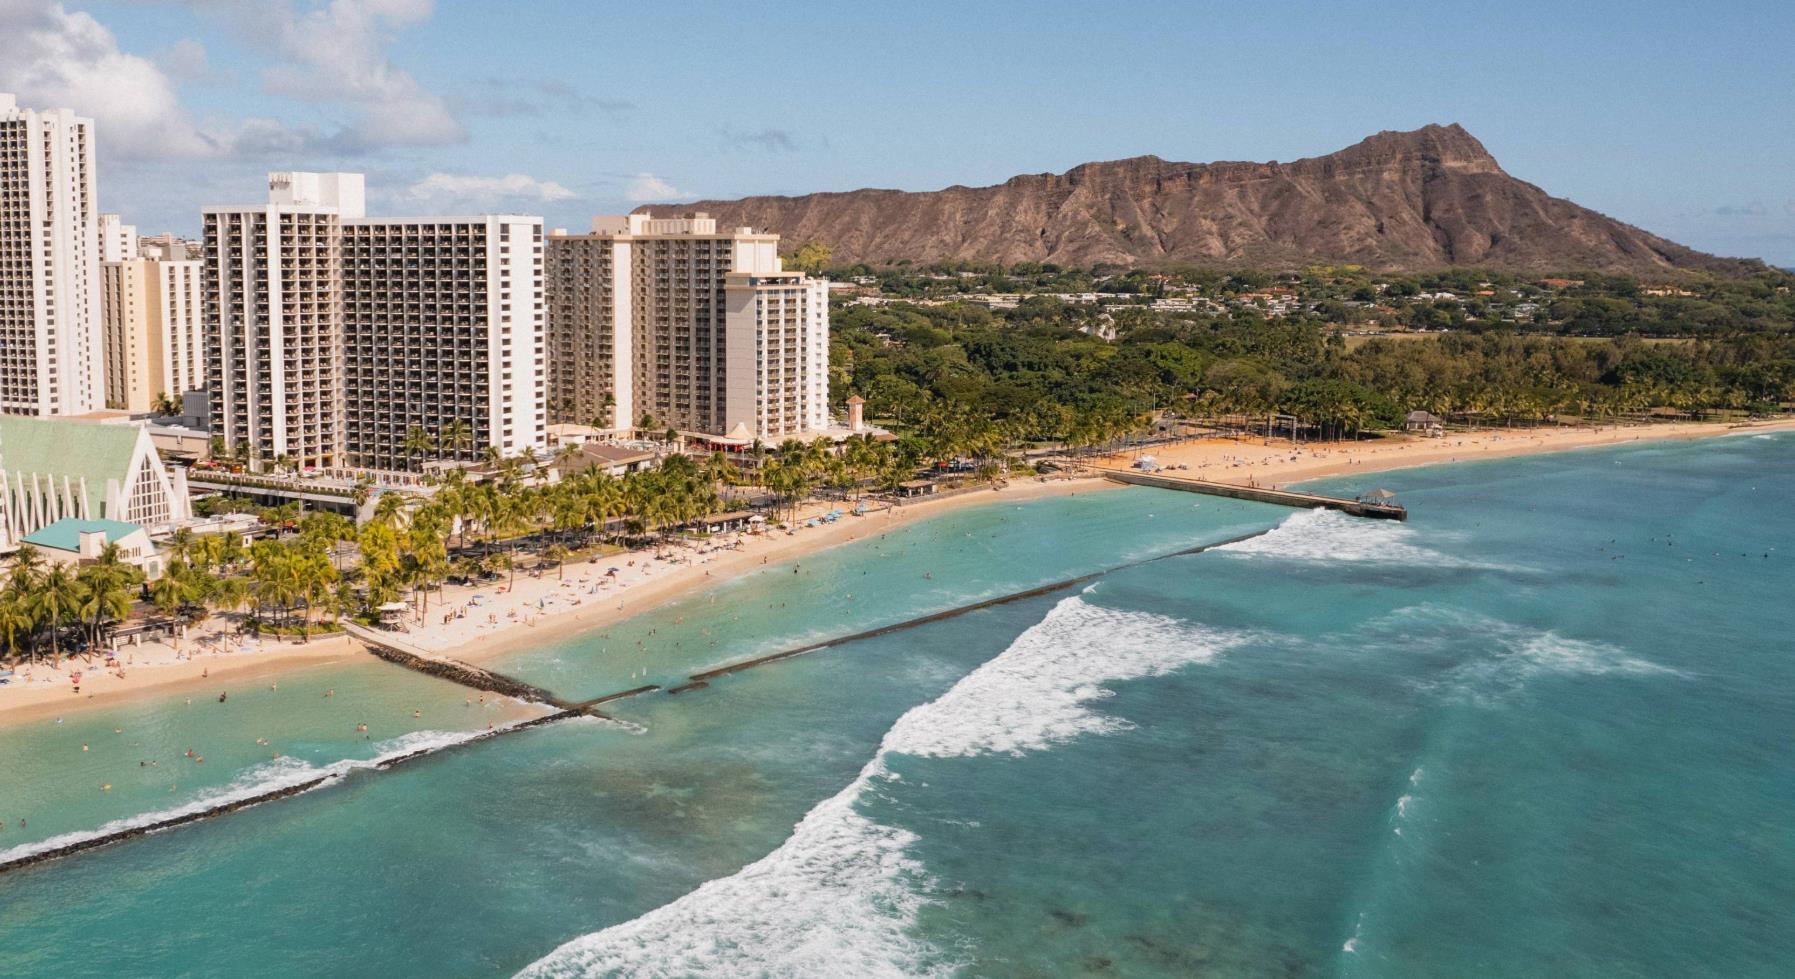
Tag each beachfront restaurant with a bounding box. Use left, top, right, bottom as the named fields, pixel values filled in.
left=896, top=479, right=940, bottom=498
left=692, top=510, right=755, bottom=534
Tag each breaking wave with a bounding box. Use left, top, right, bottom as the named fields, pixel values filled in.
left=1214, top=508, right=1513, bottom=571
left=1373, top=605, right=1687, bottom=704
left=518, top=597, right=1243, bottom=978
left=0, top=724, right=535, bottom=867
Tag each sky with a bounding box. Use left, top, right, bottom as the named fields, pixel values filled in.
left=3, top=0, right=1792, bottom=265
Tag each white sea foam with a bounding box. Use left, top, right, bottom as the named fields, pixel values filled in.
left=0, top=723, right=534, bottom=866
left=1215, top=508, right=1511, bottom=571
left=1439, top=630, right=1685, bottom=705
left=518, top=597, right=1241, bottom=979
left=1379, top=606, right=1688, bottom=705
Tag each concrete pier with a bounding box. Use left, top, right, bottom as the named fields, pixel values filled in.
left=343, top=621, right=574, bottom=708
left=0, top=710, right=582, bottom=876
left=1097, top=467, right=1407, bottom=520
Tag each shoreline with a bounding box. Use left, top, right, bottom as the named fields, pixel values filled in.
left=1095, top=417, right=1795, bottom=489
left=0, top=636, right=362, bottom=726
left=3, top=417, right=1789, bottom=726
left=392, top=475, right=1117, bottom=666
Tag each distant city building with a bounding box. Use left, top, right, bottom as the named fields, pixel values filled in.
left=0, top=94, right=104, bottom=416
left=203, top=172, right=545, bottom=472
left=546, top=212, right=830, bottom=443
left=0, top=414, right=191, bottom=550
left=138, top=232, right=199, bottom=259
left=102, top=245, right=206, bottom=413
left=99, top=212, right=137, bottom=262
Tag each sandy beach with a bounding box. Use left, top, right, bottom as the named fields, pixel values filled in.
left=1092, top=417, right=1795, bottom=489
left=370, top=475, right=1113, bottom=666
left=3, top=417, right=1789, bottom=724
left=0, top=633, right=362, bottom=726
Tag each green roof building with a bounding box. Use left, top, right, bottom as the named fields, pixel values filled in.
left=0, top=416, right=190, bottom=551
left=19, top=517, right=162, bottom=580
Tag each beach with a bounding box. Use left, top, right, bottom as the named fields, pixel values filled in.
left=1093, top=417, right=1795, bottom=487
left=4, top=417, right=1790, bottom=725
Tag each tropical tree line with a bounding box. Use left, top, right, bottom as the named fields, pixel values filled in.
left=0, top=544, right=143, bottom=668
left=836, top=299, right=1795, bottom=442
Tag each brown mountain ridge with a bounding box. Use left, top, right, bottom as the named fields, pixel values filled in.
left=640, top=125, right=1758, bottom=274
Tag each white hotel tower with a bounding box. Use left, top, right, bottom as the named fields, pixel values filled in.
left=203, top=172, right=545, bottom=472
left=0, top=94, right=104, bottom=416
left=546, top=213, right=829, bottom=442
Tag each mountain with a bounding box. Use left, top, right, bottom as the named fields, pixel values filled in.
left=639, top=125, right=1758, bottom=274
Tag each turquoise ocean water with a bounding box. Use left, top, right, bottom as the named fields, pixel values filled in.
left=1, top=434, right=1791, bottom=977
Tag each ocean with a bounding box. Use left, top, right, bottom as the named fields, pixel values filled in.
left=1, top=433, right=1791, bottom=977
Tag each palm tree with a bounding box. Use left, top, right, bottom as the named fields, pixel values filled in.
left=73, top=543, right=142, bottom=657
left=0, top=596, right=31, bottom=666
left=371, top=491, right=409, bottom=529
left=403, top=426, right=438, bottom=465
left=543, top=543, right=571, bottom=581
left=207, top=575, right=249, bottom=620
left=31, top=564, right=81, bottom=668
left=438, top=418, right=474, bottom=460
left=9, top=544, right=44, bottom=592
left=166, top=527, right=198, bottom=567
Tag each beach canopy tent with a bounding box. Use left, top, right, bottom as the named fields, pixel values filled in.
left=1363, top=488, right=1398, bottom=503
left=376, top=601, right=409, bottom=628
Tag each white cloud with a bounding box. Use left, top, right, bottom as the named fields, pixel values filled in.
left=0, top=0, right=450, bottom=160
left=158, top=37, right=213, bottom=84
left=404, top=172, right=576, bottom=207
left=230, top=0, right=465, bottom=148
left=625, top=173, right=687, bottom=203
left=0, top=1, right=215, bottom=158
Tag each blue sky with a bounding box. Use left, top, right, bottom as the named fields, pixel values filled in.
left=5, top=0, right=1792, bottom=264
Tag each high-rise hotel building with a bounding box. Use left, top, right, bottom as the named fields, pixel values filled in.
left=0, top=94, right=104, bottom=416
left=203, top=171, right=355, bottom=469
left=203, top=172, right=544, bottom=472
left=546, top=213, right=829, bottom=442
left=102, top=235, right=206, bottom=413
left=342, top=216, right=544, bottom=471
